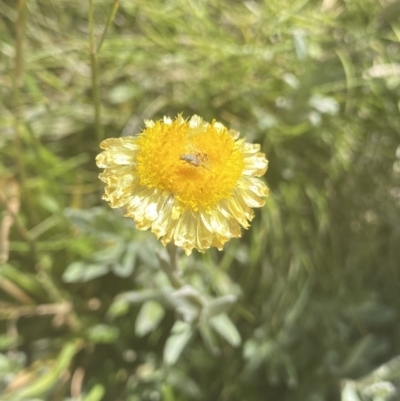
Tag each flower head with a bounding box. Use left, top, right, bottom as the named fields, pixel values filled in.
left=96, top=115, right=268, bottom=255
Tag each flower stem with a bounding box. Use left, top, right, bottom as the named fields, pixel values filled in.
left=160, top=244, right=204, bottom=310
left=161, top=243, right=185, bottom=290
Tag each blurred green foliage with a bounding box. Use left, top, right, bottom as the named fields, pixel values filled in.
left=1, top=0, right=400, bottom=400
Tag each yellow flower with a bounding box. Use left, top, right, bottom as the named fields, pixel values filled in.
left=96, top=115, right=269, bottom=255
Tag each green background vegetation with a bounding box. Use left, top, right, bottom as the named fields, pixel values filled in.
left=1, top=0, right=400, bottom=400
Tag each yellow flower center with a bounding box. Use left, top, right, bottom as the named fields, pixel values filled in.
left=136, top=118, right=244, bottom=211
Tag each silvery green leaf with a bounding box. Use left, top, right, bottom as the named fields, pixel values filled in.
left=112, top=242, right=137, bottom=277
left=209, top=314, right=241, bottom=347
left=92, top=241, right=124, bottom=264
left=135, top=301, right=165, bottom=337
left=203, top=294, right=237, bottom=320
left=199, top=324, right=220, bottom=355
left=62, top=262, right=109, bottom=283
left=163, top=321, right=193, bottom=365
left=137, top=239, right=160, bottom=269
left=118, top=290, right=163, bottom=304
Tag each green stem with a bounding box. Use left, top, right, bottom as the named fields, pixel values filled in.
left=97, top=0, right=120, bottom=53
left=88, top=0, right=103, bottom=142
left=13, top=0, right=37, bottom=226
left=15, top=0, right=26, bottom=87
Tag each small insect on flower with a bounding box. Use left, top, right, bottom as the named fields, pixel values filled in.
left=180, top=152, right=211, bottom=170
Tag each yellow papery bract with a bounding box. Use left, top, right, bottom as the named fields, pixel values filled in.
left=96, top=115, right=269, bottom=255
